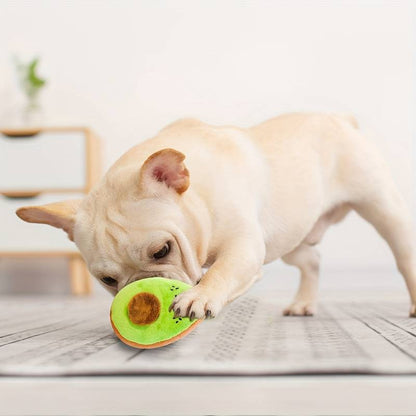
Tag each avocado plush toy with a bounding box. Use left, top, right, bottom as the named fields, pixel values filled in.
left=110, top=277, right=202, bottom=349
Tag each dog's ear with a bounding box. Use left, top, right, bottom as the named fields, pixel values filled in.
left=139, top=148, right=190, bottom=195
left=16, top=199, right=82, bottom=241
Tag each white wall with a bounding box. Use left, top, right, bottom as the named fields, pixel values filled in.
left=0, top=0, right=415, bottom=293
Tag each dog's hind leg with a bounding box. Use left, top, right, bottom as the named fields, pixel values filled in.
left=282, top=243, right=320, bottom=316
left=281, top=204, right=351, bottom=316
left=352, top=178, right=416, bottom=317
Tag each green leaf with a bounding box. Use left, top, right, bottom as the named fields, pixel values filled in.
left=27, top=58, right=46, bottom=88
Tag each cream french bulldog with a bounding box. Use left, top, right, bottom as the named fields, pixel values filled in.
left=16, top=113, right=416, bottom=319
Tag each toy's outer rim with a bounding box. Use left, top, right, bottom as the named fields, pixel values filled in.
left=110, top=311, right=202, bottom=349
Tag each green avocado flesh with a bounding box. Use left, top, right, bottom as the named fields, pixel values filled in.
left=110, top=277, right=199, bottom=348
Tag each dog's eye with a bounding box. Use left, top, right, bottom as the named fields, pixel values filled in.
left=101, top=276, right=117, bottom=286
left=153, top=243, right=170, bottom=260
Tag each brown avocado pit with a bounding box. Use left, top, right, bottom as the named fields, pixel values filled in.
left=128, top=292, right=161, bottom=325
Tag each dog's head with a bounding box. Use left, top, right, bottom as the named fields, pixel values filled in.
left=16, top=149, right=204, bottom=295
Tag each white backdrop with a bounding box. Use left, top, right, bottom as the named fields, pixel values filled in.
left=0, top=0, right=415, bottom=294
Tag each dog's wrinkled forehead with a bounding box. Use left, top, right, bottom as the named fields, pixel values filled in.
left=74, top=195, right=182, bottom=263
left=80, top=194, right=180, bottom=229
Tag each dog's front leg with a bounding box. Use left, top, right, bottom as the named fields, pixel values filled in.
left=170, top=236, right=265, bottom=320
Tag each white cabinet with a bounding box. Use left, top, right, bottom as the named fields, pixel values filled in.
left=0, top=127, right=101, bottom=295
left=0, top=131, right=86, bottom=192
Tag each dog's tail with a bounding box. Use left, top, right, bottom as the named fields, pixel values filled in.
left=335, top=113, right=359, bottom=129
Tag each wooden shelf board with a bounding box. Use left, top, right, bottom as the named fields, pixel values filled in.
left=0, top=126, right=90, bottom=135
left=0, top=251, right=80, bottom=258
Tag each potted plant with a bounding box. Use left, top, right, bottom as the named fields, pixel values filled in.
left=13, top=56, right=47, bottom=127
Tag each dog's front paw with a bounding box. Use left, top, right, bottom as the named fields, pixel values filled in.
left=410, top=304, right=416, bottom=318
left=169, top=286, right=224, bottom=320
left=283, top=301, right=317, bottom=316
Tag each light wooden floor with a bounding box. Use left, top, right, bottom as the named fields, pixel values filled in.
left=1, top=270, right=416, bottom=415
